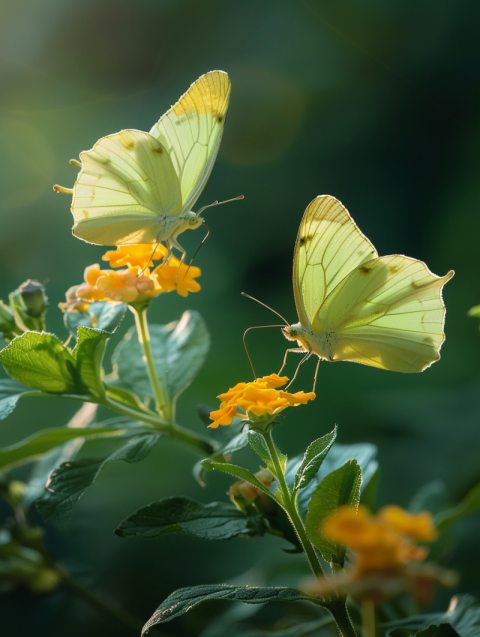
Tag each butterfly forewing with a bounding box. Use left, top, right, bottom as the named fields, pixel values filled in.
left=293, top=196, right=377, bottom=327
left=72, top=129, right=182, bottom=245
left=314, top=255, right=454, bottom=372
left=149, top=70, right=231, bottom=212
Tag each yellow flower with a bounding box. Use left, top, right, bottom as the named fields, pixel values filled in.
left=60, top=245, right=201, bottom=311
left=152, top=257, right=201, bottom=297
left=102, top=244, right=168, bottom=270
left=323, top=504, right=436, bottom=577
left=209, top=374, right=315, bottom=428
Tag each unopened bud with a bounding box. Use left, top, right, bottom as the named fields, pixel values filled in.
left=18, top=280, right=48, bottom=318
left=0, top=301, right=15, bottom=337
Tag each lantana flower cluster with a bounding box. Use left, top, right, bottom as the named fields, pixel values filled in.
left=60, top=244, right=201, bottom=311
left=209, top=374, right=316, bottom=428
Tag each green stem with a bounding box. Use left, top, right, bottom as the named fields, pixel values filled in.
left=102, top=395, right=215, bottom=456
left=133, top=306, right=172, bottom=421
left=262, top=429, right=357, bottom=637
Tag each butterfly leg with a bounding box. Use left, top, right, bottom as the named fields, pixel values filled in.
left=169, top=238, right=187, bottom=284
left=278, top=348, right=305, bottom=375
left=312, top=357, right=320, bottom=393
left=285, top=351, right=312, bottom=389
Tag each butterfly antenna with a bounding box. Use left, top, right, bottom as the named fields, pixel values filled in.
left=185, top=223, right=210, bottom=276
left=241, top=292, right=289, bottom=326
left=243, top=325, right=286, bottom=379
left=137, top=242, right=161, bottom=277
left=194, top=195, right=244, bottom=218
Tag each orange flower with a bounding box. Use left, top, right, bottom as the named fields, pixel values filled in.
left=103, top=244, right=168, bottom=269
left=209, top=374, right=315, bottom=428
left=323, top=505, right=436, bottom=577
left=60, top=245, right=201, bottom=311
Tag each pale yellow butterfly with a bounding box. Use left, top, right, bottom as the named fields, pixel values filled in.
left=280, top=195, right=454, bottom=382
left=54, top=70, right=240, bottom=258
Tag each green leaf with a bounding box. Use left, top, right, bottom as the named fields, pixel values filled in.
left=0, top=426, right=125, bottom=471
left=0, top=332, right=78, bottom=394
left=115, top=496, right=265, bottom=540
left=435, top=483, right=480, bottom=531
left=201, top=459, right=277, bottom=501
left=0, top=378, right=37, bottom=420
left=194, top=430, right=249, bottom=488
left=415, top=625, right=460, bottom=637
left=37, top=433, right=160, bottom=523
left=293, top=427, right=337, bottom=492
left=72, top=327, right=111, bottom=399
left=105, top=383, right=157, bottom=416
left=409, top=481, right=448, bottom=515
left=361, top=466, right=380, bottom=511
left=64, top=301, right=127, bottom=335
left=112, top=310, right=210, bottom=404
left=142, top=585, right=319, bottom=634
left=305, top=459, right=362, bottom=566
left=468, top=305, right=480, bottom=318
left=383, top=595, right=480, bottom=637
left=248, top=432, right=287, bottom=475
left=286, top=442, right=377, bottom=519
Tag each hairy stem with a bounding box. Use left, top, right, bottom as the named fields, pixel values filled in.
left=133, top=307, right=172, bottom=421
left=262, top=429, right=357, bottom=637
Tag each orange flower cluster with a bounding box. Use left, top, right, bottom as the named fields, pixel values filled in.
left=323, top=505, right=437, bottom=577
left=209, top=374, right=315, bottom=428
left=60, top=244, right=201, bottom=310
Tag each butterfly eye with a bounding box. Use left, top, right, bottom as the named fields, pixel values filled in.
left=290, top=329, right=297, bottom=337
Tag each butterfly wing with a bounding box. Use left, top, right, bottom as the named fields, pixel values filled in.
left=314, top=255, right=454, bottom=372
left=149, top=70, right=231, bottom=212
left=72, top=129, right=182, bottom=246
left=293, top=195, right=378, bottom=327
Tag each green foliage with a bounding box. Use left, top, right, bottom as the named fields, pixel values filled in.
left=201, top=458, right=276, bottom=500
left=305, top=459, right=362, bottom=566
left=0, top=332, right=78, bottom=394
left=286, top=442, right=377, bottom=518
left=383, top=595, right=480, bottom=637
left=435, top=483, right=480, bottom=531
left=0, top=426, right=125, bottom=471
left=293, top=426, right=337, bottom=492
left=142, top=584, right=319, bottom=634
left=115, top=496, right=265, bottom=540
left=415, top=625, right=460, bottom=637
left=112, top=310, right=209, bottom=407
left=0, top=378, right=36, bottom=420
left=37, top=433, right=160, bottom=523
left=9, top=281, right=48, bottom=333
left=248, top=431, right=287, bottom=475
left=222, top=617, right=334, bottom=637
left=64, top=301, right=127, bottom=335
left=72, top=327, right=110, bottom=399
left=468, top=305, right=480, bottom=319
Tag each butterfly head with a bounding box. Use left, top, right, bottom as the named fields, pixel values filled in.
left=185, top=211, right=204, bottom=229
left=282, top=322, right=304, bottom=342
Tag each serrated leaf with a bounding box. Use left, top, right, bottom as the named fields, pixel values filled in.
left=286, top=443, right=377, bottom=519
left=72, top=327, right=110, bottom=399
left=435, top=483, right=480, bottom=532
left=305, top=459, right=362, bottom=566
left=0, top=426, right=125, bottom=471
left=142, top=584, right=319, bottom=634
left=383, top=595, right=480, bottom=637
left=0, top=378, right=37, bottom=420
left=112, top=310, right=209, bottom=406
left=248, top=432, right=287, bottom=475
left=293, top=427, right=337, bottom=492
left=115, top=496, right=265, bottom=540
left=201, top=459, right=277, bottom=502
left=0, top=332, right=78, bottom=394
left=37, top=433, right=160, bottom=523
left=64, top=301, right=127, bottom=335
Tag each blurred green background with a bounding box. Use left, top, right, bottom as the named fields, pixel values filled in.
left=1, top=0, right=479, bottom=635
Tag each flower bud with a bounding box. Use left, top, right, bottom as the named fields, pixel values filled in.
left=18, top=280, right=49, bottom=318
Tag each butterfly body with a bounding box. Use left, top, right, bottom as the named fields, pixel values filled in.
left=56, top=71, right=231, bottom=251
left=287, top=195, right=454, bottom=375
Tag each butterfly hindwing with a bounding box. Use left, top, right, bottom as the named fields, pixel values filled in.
left=149, top=70, right=231, bottom=212
left=293, top=195, right=377, bottom=327
left=314, top=255, right=454, bottom=372
left=72, top=129, right=182, bottom=245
